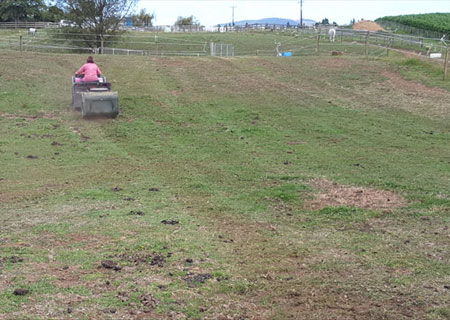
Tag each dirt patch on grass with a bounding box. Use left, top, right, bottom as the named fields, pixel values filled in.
left=376, top=71, right=450, bottom=118
left=304, top=179, right=407, bottom=210
left=381, top=71, right=449, bottom=98
left=353, top=20, right=385, bottom=32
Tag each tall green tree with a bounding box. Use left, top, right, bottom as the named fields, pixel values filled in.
left=0, top=0, right=46, bottom=22
left=42, top=5, right=65, bottom=22
left=131, top=8, right=153, bottom=27
left=174, top=15, right=198, bottom=26
left=321, top=18, right=329, bottom=25
left=56, top=0, right=137, bottom=52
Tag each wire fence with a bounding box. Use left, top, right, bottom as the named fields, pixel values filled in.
left=376, top=20, right=445, bottom=40
left=242, top=28, right=448, bottom=61
left=0, top=30, right=234, bottom=56
left=0, top=21, right=59, bottom=29
left=0, top=28, right=448, bottom=70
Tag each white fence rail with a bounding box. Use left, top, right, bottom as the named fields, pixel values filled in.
left=0, top=21, right=58, bottom=29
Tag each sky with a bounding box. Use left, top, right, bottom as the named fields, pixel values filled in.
left=137, top=0, right=450, bottom=27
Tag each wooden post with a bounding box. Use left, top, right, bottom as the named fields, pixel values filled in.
left=316, top=30, right=320, bottom=53
left=100, top=36, right=104, bottom=55
left=365, top=31, right=369, bottom=58
left=19, top=35, right=22, bottom=53
left=444, top=44, right=449, bottom=81
left=386, top=38, right=391, bottom=56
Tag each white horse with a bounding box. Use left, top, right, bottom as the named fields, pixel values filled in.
left=28, top=28, right=37, bottom=37
left=328, top=28, right=336, bottom=42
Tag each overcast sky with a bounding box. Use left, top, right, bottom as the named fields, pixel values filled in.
left=137, top=0, right=450, bottom=26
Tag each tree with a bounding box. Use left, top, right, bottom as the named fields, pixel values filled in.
left=56, top=0, right=137, bottom=52
left=174, top=15, right=197, bottom=26
left=321, top=18, right=329, bottom=25
left=42, top=5, right=65, bottom=22
left=131, top=8, right=153, bottom=27
left=0, top=0, right=46, bottom=22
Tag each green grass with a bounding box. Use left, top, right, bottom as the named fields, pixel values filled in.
left=0, top=42, right=449, bottom=319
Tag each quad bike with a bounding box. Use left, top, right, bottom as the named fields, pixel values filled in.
left=71, top=75, right=119, bottom=118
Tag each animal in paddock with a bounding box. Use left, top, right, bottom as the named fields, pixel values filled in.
left=28, top=28, right=37, bottom=36
left=328, top=28, right=336, bottom=42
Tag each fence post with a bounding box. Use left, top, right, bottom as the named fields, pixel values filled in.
left=444, top=44, right=449, bottom=81
left=19, top=35, right=22, bottom=53
left=316, top=30, right=320, bottom=53
left=100, top=36, right=104, bottom=55
left=210, top=41, right=214, bottom=56
left=365, top=31, right=369, bottom=58
left=387, top=37, right=392, bottom=56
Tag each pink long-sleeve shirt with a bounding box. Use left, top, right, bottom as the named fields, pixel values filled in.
left=76, top=63, right=102, bottom=82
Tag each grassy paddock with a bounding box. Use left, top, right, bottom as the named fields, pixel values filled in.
left=2, top=28, right=441, bottom=58
left=0, top=45, right=449, bottom=319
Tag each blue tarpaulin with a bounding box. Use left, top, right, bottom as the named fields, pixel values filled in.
left=282, top=52, right=292, bottom=57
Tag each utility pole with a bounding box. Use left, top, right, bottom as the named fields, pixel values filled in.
left=299, top=0, right=303, bottom=28
left=231, top=6, right=237, bottom=26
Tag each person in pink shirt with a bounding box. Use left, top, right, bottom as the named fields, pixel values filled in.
left=75, top=56, right=102, bottom=82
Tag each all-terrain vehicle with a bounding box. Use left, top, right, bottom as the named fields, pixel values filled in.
left=71, top=75, right=119, bottom=118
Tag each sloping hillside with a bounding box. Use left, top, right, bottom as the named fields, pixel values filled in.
left=0, top=50, right=449, bottom=319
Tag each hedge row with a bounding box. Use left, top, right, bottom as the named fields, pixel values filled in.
left=377, top=13, right=450, bottom=35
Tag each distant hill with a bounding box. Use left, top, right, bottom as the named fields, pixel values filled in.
left=220, top=17, right=316, bottom=27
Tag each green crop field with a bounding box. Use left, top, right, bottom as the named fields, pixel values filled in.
left=377, top=13, right=450, bottom=35
left=0, top=39, right=450, bottom=319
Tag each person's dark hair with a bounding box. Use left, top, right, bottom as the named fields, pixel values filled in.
left=86, top=56, right=94, bottom=63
